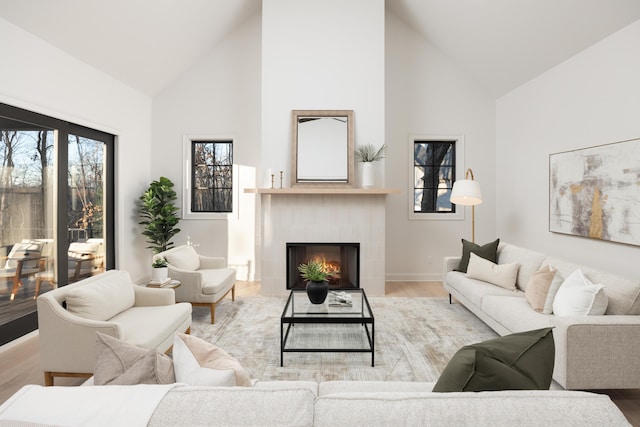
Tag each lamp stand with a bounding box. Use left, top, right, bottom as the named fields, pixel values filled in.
left=471, top=204, right=475, bottom=243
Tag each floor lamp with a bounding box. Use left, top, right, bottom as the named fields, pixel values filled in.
left=450, top=168, right=483, bottom=243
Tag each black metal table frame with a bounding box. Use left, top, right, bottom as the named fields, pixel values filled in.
left=280, top=289, right=375, bottom=367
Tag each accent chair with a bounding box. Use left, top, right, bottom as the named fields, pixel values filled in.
left=154, top=245, right=236, bottom=324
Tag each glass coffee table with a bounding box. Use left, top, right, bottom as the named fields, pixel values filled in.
left=280, top=289, right=375, bottom=367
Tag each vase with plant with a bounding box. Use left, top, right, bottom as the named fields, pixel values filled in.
left=298, top=259, right=329, bottom=304
left=355, top=143, right=386, bottom=188
left=151, top=258, right=169, bottom=283
left=139, top=177, right=181, bottom=254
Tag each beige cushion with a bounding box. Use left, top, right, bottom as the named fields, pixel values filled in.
left=66, top=275, right=135, bottom=321
left=497, top=243, right=546, bottom=291
left=165, top=246, right=200, bottom=271
left=173, top=333, right=236, bottom=386
left=543, top=256, right=640, bottom=315
left=202, top=268, right=236, bottom=295
left=552, top=269, right=608, bottom=316
left=542, top=269, right=564, bottom=314
left=110, top=304, right=192, bottom=349
left=173, top=333, right=251, bottom=387
left=466, top=253, right=520, bottom=291
left=93, top=332, right=175, bottom=385
left=524, top=265, right=556, bottom=312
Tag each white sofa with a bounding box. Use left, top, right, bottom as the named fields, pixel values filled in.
left=444, top=242, right=640, bottom=390
left=153, top=245, right=236, bottom=324
left=0, top=381, right=630, bottom=426
left=36, top=270, right=192, bottom=385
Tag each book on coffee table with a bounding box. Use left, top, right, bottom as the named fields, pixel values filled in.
left=328, top=291, right=353, bottom=307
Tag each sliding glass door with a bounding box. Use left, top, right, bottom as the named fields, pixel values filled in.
left=0, top=103, right=114, bottom=345
left=67, top=132, right=107, bottom=284
left=0, top=117, right=56, bottom=344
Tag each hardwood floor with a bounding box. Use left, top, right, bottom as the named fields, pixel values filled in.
left=1, top=281, right=638, bottom=426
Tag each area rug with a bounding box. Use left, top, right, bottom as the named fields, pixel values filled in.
left=190, top=296, right=498, bottom=383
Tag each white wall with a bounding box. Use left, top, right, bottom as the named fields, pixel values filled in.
left=385, top=12, right=497, bottom=281
left=259, top=0, right=386, bottom=282
left=496, top=19, right=640, bottom=279
left=0, top=17, right=152, bottom=282
left=152, top=13, right=261, bottom=278
left=261, top=0, right=386, bottom=183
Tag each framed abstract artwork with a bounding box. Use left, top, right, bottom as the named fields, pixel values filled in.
left=549, top=138, right=640, bottom=246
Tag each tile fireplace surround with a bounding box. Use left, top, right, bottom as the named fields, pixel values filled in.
left=246, top=188, right=399, bottom=296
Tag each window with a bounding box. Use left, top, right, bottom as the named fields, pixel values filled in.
left=0, top=103, right=114, bottom=346
left=183, top=135, right=236, bottom=219
left=409, top=135, right=465, bottom=220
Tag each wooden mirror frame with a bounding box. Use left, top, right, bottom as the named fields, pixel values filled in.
left=291, top=110, right=354, bottom=187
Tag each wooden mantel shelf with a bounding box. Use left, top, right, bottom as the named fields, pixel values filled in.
left=244, top=188, right=401, bottom=195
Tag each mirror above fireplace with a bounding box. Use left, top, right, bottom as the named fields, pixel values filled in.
left=291, top=110, right=354, bottom=187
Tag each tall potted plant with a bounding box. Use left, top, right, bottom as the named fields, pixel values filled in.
left=139, top=177, right=181, bottom=254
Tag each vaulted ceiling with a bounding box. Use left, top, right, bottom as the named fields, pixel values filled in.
left=2, top=0, right=640, bottom=97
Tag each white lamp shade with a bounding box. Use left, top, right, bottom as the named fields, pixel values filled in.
left=450, top=179, right=482, bottom=206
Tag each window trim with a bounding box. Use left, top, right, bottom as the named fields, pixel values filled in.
left=182, top=134, right=237, bottom=220
left=408, top=134, right=466, bottom=221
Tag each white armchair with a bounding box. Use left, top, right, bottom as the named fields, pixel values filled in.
left=154, top=245, right=236, bottom=324
left=36, top=270, right=192, bottom=385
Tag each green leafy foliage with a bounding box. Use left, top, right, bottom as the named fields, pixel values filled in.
left=355, top=143, right=387, bottom=162
left=152, top=258, right=168, bottom=268
left=139, top=177, right=181, bottom=254
left=298, top=259, right=328, bottom=282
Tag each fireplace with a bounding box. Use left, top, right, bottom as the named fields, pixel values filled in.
left=286, top=242, right=360, bottom=290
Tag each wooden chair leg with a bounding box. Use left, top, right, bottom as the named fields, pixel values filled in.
left=10, top=278, right=21, bottom=301
left=34, top=277, right=42, bottom=300
left=11, top=261, right=26, bottom=301
left=231, top=284, right=236, bottom=301
left=34, top=277, right=57, bottom=299
left=210, top=302, right=216, bottom=324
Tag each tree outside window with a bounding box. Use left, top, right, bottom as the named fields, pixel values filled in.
left=191, top=140, right=232, bottom=213
left=413, top=140, right=456, bottom=214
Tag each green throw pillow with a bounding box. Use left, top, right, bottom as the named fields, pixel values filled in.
left=454, top=238, right=500, bottom=273
left=433, top=327, right=555, bottom=392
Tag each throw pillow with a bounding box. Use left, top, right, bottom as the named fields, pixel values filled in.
left=94, top=332, right=175, bottom=385
left=164, top=245, right=200, bottom=271
left=542, top=270, right=564, bottom=315
left=65, top=278, right=135, bottom=321
left=454, top=238, right=500, bottom=273
left=173, top=333, right=252, bottom=387
left=433, top=327, right=555, bottom=392
left=465, top=253, right=519, bottom=291
left=552, top=269, right=608, bottom=316
left=524, top=265, right=557, bottom=312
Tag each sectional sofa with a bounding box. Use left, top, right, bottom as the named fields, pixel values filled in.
left=444, top=242, right=640, bottom=390
left=0, top=381, right=630, bottom=426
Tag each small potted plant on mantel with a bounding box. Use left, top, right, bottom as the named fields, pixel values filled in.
left=355, top=143, right=386, bottom=188
left=151, top=258, right=169, bottom=284
left=298, top=259, right=329, bottom=304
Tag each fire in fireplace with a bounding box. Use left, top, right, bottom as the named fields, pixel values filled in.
left=286, top=242, right=360, bottom=290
